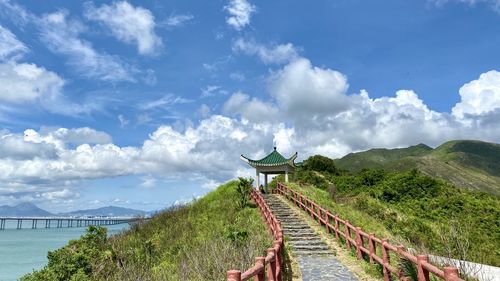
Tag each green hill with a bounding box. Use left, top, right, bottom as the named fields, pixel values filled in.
left=273, top=154, right=500, bottom=266
left=335, top=140, right=500, bottom=196
left=22, top=181, right=272, bottom=281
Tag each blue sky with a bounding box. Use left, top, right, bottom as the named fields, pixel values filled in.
left=1, top=0, right=500, bottom=212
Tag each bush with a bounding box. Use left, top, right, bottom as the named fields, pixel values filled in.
left=236, top=177, right=254, bottom=208
left=302, top=155, right=340, bottom=175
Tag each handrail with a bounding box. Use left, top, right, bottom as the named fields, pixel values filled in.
left=227, top=189, right=284, bottom=281
left=275, top=182, right=464, bottom=281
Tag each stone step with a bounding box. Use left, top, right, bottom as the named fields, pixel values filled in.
left=282, top=224, right=310, bottom=229
left=291, top=244, right=330, bottom=251
left=293, top=250, right=333, bottom=255
left=289, top=239, right=327, bottom=246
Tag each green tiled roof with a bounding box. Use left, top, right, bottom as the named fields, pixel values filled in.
left=241, top=147, right=297, bottom=167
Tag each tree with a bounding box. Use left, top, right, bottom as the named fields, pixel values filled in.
left=236, top=177, right=254, bottom=208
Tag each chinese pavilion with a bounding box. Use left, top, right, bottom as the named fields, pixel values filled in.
left=240, top=147, right=297, bottom=191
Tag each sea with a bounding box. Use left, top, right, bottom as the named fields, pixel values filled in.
left=0, top=220, right=129, bottom=281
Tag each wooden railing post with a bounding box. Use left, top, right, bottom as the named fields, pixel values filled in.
left=316, top=206, right=322, bottom=224
left=267, top=248, right=277, bottom=281
left=355, top=227, right=363, bottom=260
left=227, top=270, right=242, bottom=281
left=381, top=239, right=391, bottom=281
left=255, top=257, right=265, bottom=281
left=274, top=241, right=282, bottom=281
left=345, top=220, right=351, bottom=250
left=417, top=255, right=430, bottom=281
left=444, top=267, right=459, bottom=281
left=334, top=215, right=340, bottom=240
left=368, top=233, right=375, bottom=264
left=325, top=211, right=331, bottom=233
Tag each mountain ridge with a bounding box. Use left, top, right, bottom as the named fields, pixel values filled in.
left=335, top=139, right=500, bottom=195
left=0, top=203, right=146, bottom=217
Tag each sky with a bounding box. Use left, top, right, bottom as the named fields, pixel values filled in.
left=0, top=0, right=500, bottom=212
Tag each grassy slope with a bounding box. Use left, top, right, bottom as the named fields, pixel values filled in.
left=335, top=140, right=500, bottom=196
left=276, top=171, right=500, bottom=267
left=22, top=181, right=272, bottom=281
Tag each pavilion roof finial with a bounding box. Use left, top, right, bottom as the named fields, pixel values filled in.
left=274, top=146, right=276, bottom=151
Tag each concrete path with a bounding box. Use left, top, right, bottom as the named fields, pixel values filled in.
left=264, top=194, right=359, bottom=281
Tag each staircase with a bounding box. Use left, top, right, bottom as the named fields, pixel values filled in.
left=263, top=193, right=359, bottom=281
left=264, top=194, right=330, bottom=255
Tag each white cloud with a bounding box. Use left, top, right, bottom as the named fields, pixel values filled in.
left=452, top=70, right=500, bottom=118
left=140, top=94, right=193, bottom=111
left=233, top=38, right=299, bottom=64
left=162, top=13, right=194, bottom=27
left=224, top=0, right=256, bottom=30
left=201, top=85, right=223, bottom=98
left=223, top=91, right=279, bottom=122
left=198, top=104, right=212, bottom=118
left=201, top=179, right=221, bottom=190
left=39, top=11, right=134, bottom=82
left=0, top=24, right=28, bottom=61
left=230, top=72, right=245, bottom=81
left=0, top=62, right=64, bottom=103
left=42, top=189, right=75, bottom=200
left=140, top=176, right=157, bottom=188
left=430, top=0, right=500, bottom=12
left=85, top=1, right=163, bottom=55
left=269, top=58, right=349, bottom=116
left=118, top=114, right=129, bottom=127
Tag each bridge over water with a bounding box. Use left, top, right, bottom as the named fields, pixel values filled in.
left=0, top=217, right=142, bottom=230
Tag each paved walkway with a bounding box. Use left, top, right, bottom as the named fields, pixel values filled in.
left=264, top=194, right=359, bottom=281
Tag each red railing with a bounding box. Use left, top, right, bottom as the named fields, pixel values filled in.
left=227, top=189, right=284, bottom=281
left=275, top=182, right=464, bottom=281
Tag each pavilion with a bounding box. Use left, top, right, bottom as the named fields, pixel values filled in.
left=240, top=147, right=298, bottom=191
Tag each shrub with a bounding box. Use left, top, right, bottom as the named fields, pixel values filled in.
left=236, top=177, right=254, bottom=208
left=302, top=155, right=340, bottom=175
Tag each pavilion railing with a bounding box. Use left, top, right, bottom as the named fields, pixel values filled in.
left=227, top=188, right=284, bottom=281
left=274, top=182, right=464, bottom=281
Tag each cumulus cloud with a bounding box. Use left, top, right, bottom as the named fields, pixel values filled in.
left=0, top=24, right=28, bottom=61
left=232, top=38, right=299, bottom=64
left=224, top=0, right=256, bottom=30
left=452, top=70, right=500, bottom=118
left=0, top=62, right=64, bottom=103
left=223, top=91, right=279, bottom=122
left=39, top=11, right=134, bottom=82
left=269, top=58, right=349, bottom=116
left=85, top=1, right=163, bottom=55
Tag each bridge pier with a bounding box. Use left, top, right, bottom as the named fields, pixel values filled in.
left=32, top=219, right=38, bottom=229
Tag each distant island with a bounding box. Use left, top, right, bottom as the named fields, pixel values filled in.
left=0, top=203, right=146, bottom=217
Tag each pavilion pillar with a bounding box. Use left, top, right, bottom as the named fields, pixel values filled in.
left=264, top=174, right=268, bottom=192
left=285, top=167, right=289, bottom=182
left=256, top=170, right=260, bottom=188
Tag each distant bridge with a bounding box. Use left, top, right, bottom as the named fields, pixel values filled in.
left=0, top=217, right=145, bottom=230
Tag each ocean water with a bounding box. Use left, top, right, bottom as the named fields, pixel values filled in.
left=0, top=220, right=129, bottom=281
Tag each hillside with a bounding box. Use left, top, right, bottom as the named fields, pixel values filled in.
left=272, top=155, right=500, bottom=266
left=60, top=206, right=146, bottom=217
left=22, top=180, right=272, bottom=281
left=0, top=203, right=54, bottom=217
left=335, top=140, right=500, bottom=195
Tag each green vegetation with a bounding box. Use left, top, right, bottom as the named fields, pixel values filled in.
left=22, top=180, right=272, bottom=281
left=273, top=155, right=500, bottom=267
left=334, top=140, right=500, bottom=195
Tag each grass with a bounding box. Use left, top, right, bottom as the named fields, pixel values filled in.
left=22, top=180, right=273, bottom=281
left=334, top=140, right=500, bottom=196
left=271, top=165, right=500, bottom=268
